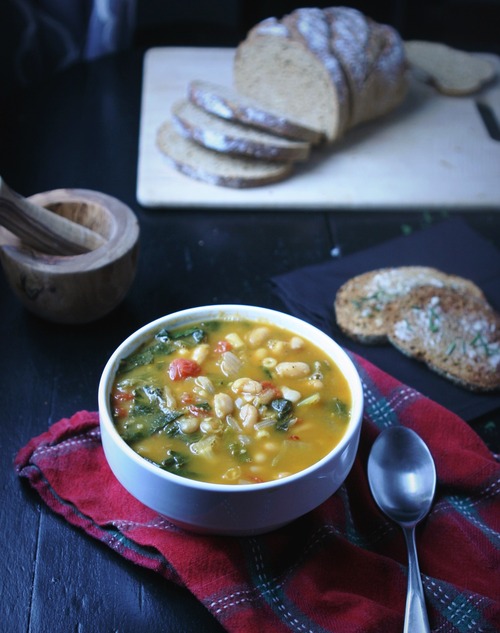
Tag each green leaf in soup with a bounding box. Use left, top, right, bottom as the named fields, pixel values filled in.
left=155, top=327, right=206, bottom=346
left=329, top=397, right=349, bottom=419
left=271, top=398, right=294, bottom=431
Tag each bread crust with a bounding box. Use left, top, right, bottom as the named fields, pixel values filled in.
left=387, top=285, right=500, bottom=392
left=334, top=266, right=486, bottom=344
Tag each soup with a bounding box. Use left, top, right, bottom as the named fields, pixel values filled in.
left=111, top=318, right=352, bottom=484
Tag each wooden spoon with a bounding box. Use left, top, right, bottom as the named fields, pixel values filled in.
left=0, top=177, right=106, bottom=255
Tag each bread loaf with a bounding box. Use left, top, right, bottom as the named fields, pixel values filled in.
left=387, top=285, right=500, bottom=392
left=234, top=6, right=408, bottom=142
left=156, top=122, right=292, bottom=188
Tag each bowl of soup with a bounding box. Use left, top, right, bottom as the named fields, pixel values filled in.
left=98, top=305, right=363, bottom=535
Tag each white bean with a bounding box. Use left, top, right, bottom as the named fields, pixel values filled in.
left=192, top=343, right=210, bottom=364
left=275, top=361, right=310, bottom=378
left=214, top=392, right=234, bottom=418
left=239, top=403, right=259, bottom=428
left=178, top=417, right=200, bottom=434
left=200, top=418, right=224, bottom=434
left=290, top=336, right=304, bottom=350
left=247, top=326, right=271, bottom=347
left=231, top=377, right=262, bottom=396
left=281, top=386, right=301, bottom=403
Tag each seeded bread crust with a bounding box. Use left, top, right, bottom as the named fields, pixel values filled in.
left=156, top=122, right=293, bottom=188
left=172, top=100, right=311, bottom=162
left=387, top=285, right=500, bottom=392
left=188, top=80, right=324, bottom=144
left=334, top=266, right=486, bottom=344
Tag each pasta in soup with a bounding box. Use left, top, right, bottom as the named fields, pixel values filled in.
left=111, top=318, right=352, bottom=485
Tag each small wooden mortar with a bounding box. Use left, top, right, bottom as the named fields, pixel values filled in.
left=0, top=188, right=140, bottom=324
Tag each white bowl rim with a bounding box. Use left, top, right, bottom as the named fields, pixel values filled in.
left=98, top=304, right=364, bottom=494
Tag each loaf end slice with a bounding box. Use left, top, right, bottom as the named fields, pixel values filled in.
left=156, top=122, right=292, bottom=188
left=405, top=40, right=496, bottom=95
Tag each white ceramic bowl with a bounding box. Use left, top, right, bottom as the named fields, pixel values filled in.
left=98, top=305, right=364, bottom=535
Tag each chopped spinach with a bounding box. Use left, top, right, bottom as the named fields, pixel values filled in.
left=122, top=385, right=184, bottom=442
left=227, top=440, right=251, bottom=463
left=329, top=397, right=349, bottom=419
left=117, top=340, right=174, bottom=374
left=159, top=450, right=189, bottom=473
left=271, top=398, right=294, bottom=431
left=155, top=327, right=206, bottom=346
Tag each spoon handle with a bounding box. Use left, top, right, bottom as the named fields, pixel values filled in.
left=0, top=177, right=105, bottom=255
left=402, top=526, right=431, bottom=633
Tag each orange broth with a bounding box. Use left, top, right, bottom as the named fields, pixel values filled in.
left=111, top=318, right=352, bottom=484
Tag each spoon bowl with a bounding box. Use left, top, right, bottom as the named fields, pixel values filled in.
left=368, top=426, right=436, bottom=633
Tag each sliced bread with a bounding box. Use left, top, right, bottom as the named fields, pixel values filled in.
left=234, top=7, right=407, bottom=142
left=188, top=79, right=324, bottom=144
left=334, top=266, right=485, bottom=344
left=387, top=285, right=500, bottom=392
left=156, top=122, right=292, bottom=188
left=283, top=7, right=408, bottom=128
left=405, top=40, right=496, bottom=96
left=171, top=100, right=311, bottom=162
left=234, top=13, right=350, bottom=143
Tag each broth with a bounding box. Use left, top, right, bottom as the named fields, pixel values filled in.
left=111, top=318, right=352, bottom=484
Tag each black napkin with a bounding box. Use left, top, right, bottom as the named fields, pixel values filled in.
left=272, top=218, right=500, bottom=421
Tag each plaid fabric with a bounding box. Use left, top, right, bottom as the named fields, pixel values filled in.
left=15, top=353, right=500, bottom=633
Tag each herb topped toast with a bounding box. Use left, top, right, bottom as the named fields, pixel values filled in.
left=334, top=266, right=486, bottom=344
left=387, top=285, right=500, bottom=392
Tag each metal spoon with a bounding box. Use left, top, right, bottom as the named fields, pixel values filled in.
left=368, top=426, right=436, bottom=633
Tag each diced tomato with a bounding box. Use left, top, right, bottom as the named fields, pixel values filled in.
left=288, top=435, right=301, bottom=441
left=188, top=404, right=210, bottom=417
left=214, top=340, right=232, bottom=353
left=180, top=392, right=194, bottom=404
left=261, top=381, right=282, bottom=398
left=168, top=358, right=202, bottom=381
left=113, top=390, right=134, bottom=402
left=112, top=390, right=134, bottom=418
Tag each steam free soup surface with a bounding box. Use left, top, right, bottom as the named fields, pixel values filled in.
left=111, top=318, right=352, bottom=484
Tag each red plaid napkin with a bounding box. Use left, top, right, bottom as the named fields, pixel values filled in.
left=15, top=353, right=500, bottom=633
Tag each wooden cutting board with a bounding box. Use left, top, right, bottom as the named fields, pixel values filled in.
left=137, top=47, right=500, bottom=210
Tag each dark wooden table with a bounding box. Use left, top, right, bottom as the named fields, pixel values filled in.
left=1, top=49, right=499, bottom=633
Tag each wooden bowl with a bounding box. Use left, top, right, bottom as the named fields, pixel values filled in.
left=0, top=189, right=140, bottom=324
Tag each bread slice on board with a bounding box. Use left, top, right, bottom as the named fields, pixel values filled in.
left=156, top=122, right=292, bottom=188
left=387, top=285, right=500, bottom=392
left=405, top=40, right=496, bottom=95
left=334, top=266, right=486, bottom=344
left=188, top=80, right=324, bottom=144
left=171, top=100, right=311, bottom=162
